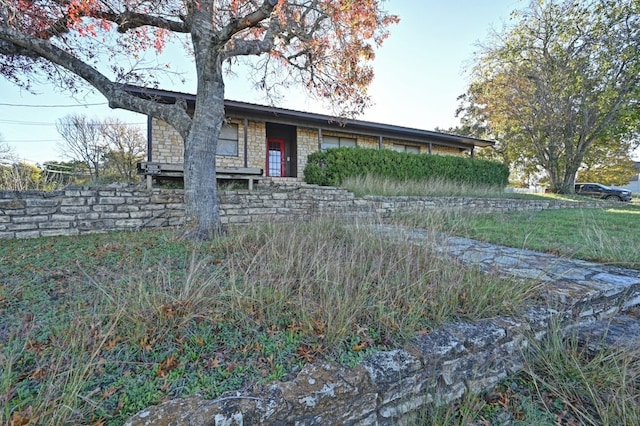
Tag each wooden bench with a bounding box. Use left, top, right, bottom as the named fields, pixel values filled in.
left=137, top=162, right=263, bottom=190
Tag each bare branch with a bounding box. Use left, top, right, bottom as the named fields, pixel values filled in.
left=95, top=10, right=189, bottom=33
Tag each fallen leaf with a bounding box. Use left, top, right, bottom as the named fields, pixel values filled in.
left=157, top=355, right=179, bottom=377
left=352, top=341, right=368, bottom=351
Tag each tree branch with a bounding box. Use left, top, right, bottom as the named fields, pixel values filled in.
left=0, top=25, right=192, bottom=136
left=219, top=0, right=278, bottom=43
left=94, top=10, right=189, bottom=33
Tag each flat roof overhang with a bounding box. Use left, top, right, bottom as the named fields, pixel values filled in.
left=124, top=85, right=495, bottom=150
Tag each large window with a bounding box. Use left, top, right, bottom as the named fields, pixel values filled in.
left=321, top=135, right=357, bottom=150
left=217, top=123, right=238, bottom=156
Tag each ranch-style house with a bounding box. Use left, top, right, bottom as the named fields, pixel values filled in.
left=127, top=86, right=495, bottom=187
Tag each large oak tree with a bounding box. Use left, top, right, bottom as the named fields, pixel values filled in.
left=0, top=0, right=397, bottom=238
left=459, top=0, right=640, bottom=192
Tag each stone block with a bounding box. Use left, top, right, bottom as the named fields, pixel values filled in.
left=12, top=215, right=48, bottom=224
left=126, top=197, right=151, bottom=204
left=129, top=211, right=154, bottom=219
left=0, top=199, right=25, bottom=209
left=15, top=230, right=41, bottom=239
left=60, top=206, right=91, bottom=214
left=115, top=219, right=144, bottom=228
left=24, top=198, right=59, bottom=207
left=228, top=215, right=250, bottom=223
left=77, top=212, right=100, bottom=220
left=92, top=204, right=115, bottom=212
left=101, top=213, right=130, bottom=219
left=61, top=197, right=89, bottom=206
left=50, top=214, right=76, bottom=222
left=26, top=207, right=57, bottom=215
left=38, top=222, right=70, bottom=229
left=41, top=229, right=79, bottom=238
left=99, top=197, right=126, bottom=205
left=116, top=205, right=140, bottom=213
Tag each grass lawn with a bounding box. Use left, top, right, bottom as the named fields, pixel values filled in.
left=0, top=219, right=534, bottom=425
left=433, top=203, right=640, bottom=269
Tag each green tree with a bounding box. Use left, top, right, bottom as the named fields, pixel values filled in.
left=0, top=162, right=44, bottom=190
left=0, top=0, right=398, bottom=239
left=459, top=0, right=640, bottom=193
left=577, top=135, right=639, bottom=186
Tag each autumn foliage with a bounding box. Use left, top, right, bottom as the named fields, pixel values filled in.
left=1, top=0, right=398, bottom=113
left=1, top=0, right=398, bottom=238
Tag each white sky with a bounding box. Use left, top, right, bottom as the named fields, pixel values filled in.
left=0, top=0, right=527, bottom=165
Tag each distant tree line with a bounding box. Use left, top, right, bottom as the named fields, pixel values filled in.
left=0, top=115, right=146, bottom=191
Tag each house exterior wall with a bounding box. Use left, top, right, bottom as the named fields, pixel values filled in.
left=151, top=118, right=468, bottom=179
left=297, top=128, right=320, bottom=176
left=151, top=119, right=183, bottom=164
left=152, top=118, right=266, bottom=169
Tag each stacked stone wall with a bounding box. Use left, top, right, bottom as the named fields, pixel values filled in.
left=0, top=185, right=611, bottom=240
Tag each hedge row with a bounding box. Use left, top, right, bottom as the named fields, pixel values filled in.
left=303, top=147, right=509, bottom=187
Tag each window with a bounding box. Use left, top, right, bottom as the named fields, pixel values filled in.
left=392, top=143, right=420, bottom=153
left=217, top=123, right=238, bottom=156
left=321, top=136, right=357, bottom=150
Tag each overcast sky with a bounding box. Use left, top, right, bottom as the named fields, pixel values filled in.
left=1, top=0, right=525, bottom=164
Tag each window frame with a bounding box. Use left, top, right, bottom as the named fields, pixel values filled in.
left=321, top=135, right=357, bottom=151
left=217, top=122, right=239, bottom=157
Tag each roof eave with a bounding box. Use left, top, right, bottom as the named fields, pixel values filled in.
left=124, top=85, right=496, bottom=149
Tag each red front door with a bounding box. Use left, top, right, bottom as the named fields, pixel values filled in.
left=267, top=138, right=285, bottom=177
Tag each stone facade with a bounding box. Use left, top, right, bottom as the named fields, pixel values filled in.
left=150, top=118, right=466, bottom=181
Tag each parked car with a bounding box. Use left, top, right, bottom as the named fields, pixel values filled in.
left=574, top=183, right=632, bottom=202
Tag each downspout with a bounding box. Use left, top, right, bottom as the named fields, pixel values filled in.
left=243, top=118, right=248, bottom=168
left=318, top=128, right=323, bottom=150
left=428, top=143, right=432, bottom=154
left=147, top=115, right=153, bottom=161
left=378, top=135, right=383, bottom=150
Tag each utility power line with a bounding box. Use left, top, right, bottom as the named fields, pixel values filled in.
left=0, top=119, right=146, bottom=126
left=0, top=102, right=107, bottom=107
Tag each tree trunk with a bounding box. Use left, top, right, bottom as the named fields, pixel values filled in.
left=182, top=63, right=226, bottom=239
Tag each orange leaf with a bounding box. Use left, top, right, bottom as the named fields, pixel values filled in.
left=352, top=341, right=368, bottom=351
left=11, top=408, right=31, bottom=426
left=29, top=367, right=47, bottom=380
left=210, top=357, right=221, bottom=369
left=157, top=355, right=179, bottom=377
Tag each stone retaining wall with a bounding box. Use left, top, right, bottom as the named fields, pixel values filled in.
left=0, top=184, right=611, bottom=239
left=124, top=306, right=565, bottom=425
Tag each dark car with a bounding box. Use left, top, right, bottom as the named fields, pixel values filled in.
left=574, top=183, right=632, bottom=202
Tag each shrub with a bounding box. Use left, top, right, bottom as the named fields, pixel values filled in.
left=303, top=147, right=509, bottom=187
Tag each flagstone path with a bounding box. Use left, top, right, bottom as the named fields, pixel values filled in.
left=370, top=224, right=640, bottom=353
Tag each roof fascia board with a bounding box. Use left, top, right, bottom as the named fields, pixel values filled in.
left=125, top=86, right=494, bottom=149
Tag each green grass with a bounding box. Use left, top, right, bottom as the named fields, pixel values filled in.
left=0, top=219, right=535, bottom=425
left=395, top=204, right=640, bottom=269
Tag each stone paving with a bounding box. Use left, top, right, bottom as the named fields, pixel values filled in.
left=370, top=224, right=640, bottom=352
